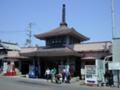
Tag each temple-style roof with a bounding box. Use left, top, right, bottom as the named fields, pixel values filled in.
left=35, top=26, right=89, bottom=41
left=20, top=47, right=81, bottom=57
left=0, top=41, right=20, bottom=51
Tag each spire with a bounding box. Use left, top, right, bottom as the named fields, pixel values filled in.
left=60, top=4, right=67, bottom=27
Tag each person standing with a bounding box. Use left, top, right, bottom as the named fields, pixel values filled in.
left=50, top=68, right=56, bottom=83
left=109, top=71, right=113, bottom=87
left=62, top=68, right=66, bottom=82
left=64, top=69, right=70, bottom=83
left=45, top=68, right=50, bottom=82
left=104, top=70, right=113, bottom=87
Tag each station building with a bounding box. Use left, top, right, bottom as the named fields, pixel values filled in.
left=0, top=4, right=112, bottom=79
left=19, top=4, right=112, bottom=78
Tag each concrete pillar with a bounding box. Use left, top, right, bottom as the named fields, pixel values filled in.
left=113, top=70, right=120, bottom=88
left=60, top=60, right=63, bottom=65
left=67, top=57, right=70, bottom=64
left=112, top=38, right=120, bottom=87
left=33, top=57, right=35, bottom=66
left=18, top=61, right=22, bottom=72
left=37, top=57, right=41, bottom=77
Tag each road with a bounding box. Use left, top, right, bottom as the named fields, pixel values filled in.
left=0, top=76, right=119, bottom=90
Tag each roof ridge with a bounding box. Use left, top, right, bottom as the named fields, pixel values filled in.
left=80, top=41, right=111, bottom=44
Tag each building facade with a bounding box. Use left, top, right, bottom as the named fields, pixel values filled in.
left=0, top=40, right=20, bottom=67
left=0, top=40, right=21, bottom=75
left=19, top=4, right=112, bottom=79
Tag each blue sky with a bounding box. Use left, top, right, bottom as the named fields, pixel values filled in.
left=0, top=0, right=120, bottom=46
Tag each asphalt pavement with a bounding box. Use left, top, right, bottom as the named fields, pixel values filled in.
left=0, top=76, right=120, bottom=90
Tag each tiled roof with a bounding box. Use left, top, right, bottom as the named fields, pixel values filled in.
left=20, top=47, right=38, bottom=53
left=20, top=47, right=81, bottom=57
left=70, top=41, right=112, bottom=52
left=35, top=25, right=89, bottom=41
left=5, top=51, right=27, bottom=59
left=20, top=41, right=112, bottom=58
left=0, top=41, right=20, bottom=51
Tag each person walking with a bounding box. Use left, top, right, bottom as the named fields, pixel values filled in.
left=65, top=70, right=71, bottom=83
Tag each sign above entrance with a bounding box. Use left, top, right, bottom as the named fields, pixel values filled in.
left=109, top=62, right=120, bottom=70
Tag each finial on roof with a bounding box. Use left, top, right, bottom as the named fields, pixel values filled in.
left=60, top=4, right=67, bottom=27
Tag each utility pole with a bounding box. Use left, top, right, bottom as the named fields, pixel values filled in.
left=111, top=0, right=120, bottom=88
left=112, top=0, right=115, bottom=38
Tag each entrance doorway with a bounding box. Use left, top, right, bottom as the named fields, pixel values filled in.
left=40, top=60, right=58, bottom=78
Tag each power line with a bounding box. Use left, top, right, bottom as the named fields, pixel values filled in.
left=0, top=30, right=26, bottom=33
